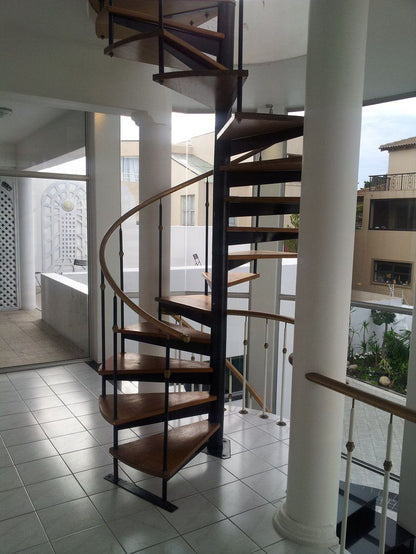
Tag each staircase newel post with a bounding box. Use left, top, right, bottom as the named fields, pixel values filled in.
left=340, top=398, right=356, bottom=554
left=260, top=318, right=269, bottom=419
left=162, top=341, right=171, bottom=500
left=207, top=0, right=235, bottom=457
left=239, top=315, right=249, bottom=414
left=379, top=414, right=394, bottom=554
left=277, top=322, right=288, bottom=426
left=112, top=292, right=119, bottom=481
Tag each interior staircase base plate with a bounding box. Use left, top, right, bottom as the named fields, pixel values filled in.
left=104, top=474, right=178, bottom=512
left=203, top=437, right=231, bottom=459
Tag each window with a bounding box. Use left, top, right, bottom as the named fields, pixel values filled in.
left=373, top=260, right=412, bottom=287
left=181, top=194, right=195, bottom=226
left=369, top=198, right=416, bottom=231
left=121, top=157, right=139, bottom=182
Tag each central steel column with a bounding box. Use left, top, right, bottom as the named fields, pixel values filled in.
left=274, top=0, right=369, bottom=546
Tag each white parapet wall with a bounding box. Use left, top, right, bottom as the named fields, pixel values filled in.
left=41, top=273, right=88, bottom=352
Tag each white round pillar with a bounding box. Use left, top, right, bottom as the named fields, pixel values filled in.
left=18, top=178, right=36, bottom=310
left=274, top=0, right=369, bottom=546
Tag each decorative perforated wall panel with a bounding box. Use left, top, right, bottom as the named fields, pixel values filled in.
left=0, top=179, right=18, bottom=309
left=41, top=181, right=87, bottom=273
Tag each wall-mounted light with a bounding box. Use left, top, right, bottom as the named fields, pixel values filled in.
left=0, top=107, right=12, bottom=119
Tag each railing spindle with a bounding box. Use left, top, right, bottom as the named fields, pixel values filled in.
left=119, top=227, right=125, bottom=354
left=100, top=270, right=106, bottom=396
left=158, top=0, right=164, bottom=73
left=228, top=368, right=233, bottom=409
left=204, top=177, right=209, bottom=296
left=260, top=318, right=269, bottom=419
left=379, top=413, right=394, bottom=554
left=340, top=398, right=356, bottom=554
left=158, top=199, right=163, bottom=320
left=236, top=0, right=244, bottom=113
left=239, top=316, right=249, bottom=414
left=277, top=322, right=288, bottom=426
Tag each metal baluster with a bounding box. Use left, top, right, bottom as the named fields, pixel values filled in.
left=199, top=324, right=204, bottom=392
left=228, top=368, right=233, bottom=409
left=277, top=322, right=288, bottom=426
left=236, top=0, right=244, bottom=113
left=204, top=177, right=209, bottom=296
left=379, top=414, right=394, bottom=554
left=100, top=271, right=106, bottom=396
left=260, top=319, right=269, bottom=418
left=108, top=0, right=114, bottom=47
left=162, top=342, right=170, bottom=500
left=112, top=293, right=119, bottom=480
left=158, top=0, right=164, bottom=73
left=340, top=399, right=356, bottom=554
left=239, top=316, right=249, bottom=414
left=119, top=227, right=125, bottom=354
left=158, top=199, right=163, bottom=320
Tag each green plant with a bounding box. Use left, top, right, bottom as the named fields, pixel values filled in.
left=284, top=213, right=299, bottom=253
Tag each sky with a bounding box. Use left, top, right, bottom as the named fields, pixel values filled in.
left=121, top=96, right=416, bottom=188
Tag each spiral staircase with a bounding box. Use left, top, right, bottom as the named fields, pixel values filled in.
left=91, top=0, right=303, bottom=511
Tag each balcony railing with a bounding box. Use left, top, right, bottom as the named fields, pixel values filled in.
left=366, top=172, right=416, bottom=191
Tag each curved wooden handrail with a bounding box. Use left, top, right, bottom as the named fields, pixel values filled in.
left=100, top=145, right=266, bottom=341
left=227, top=309, right=294, bottom=325
left=306, top=372, right=416, bottom=424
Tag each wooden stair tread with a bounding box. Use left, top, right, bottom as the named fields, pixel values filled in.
left=109, top=420, right=220, bottom=478
left=93, top=1, right=234, bottom=36
left=222, top=157, right=302, bottom=172
left=158, top=294, right=212, bottom=313
left=99, top=352, right=212, bottom=376
left=225, top=196, right=300, bottom=204
left=121, top=321, right=211, bottom=343
left=218, top=112, right=304, bottom=154
left=153, top=70, right=248, bottom=110
left=105, top=30, right=227, bottom=71
left=100, top=392, right=215, bottom=425
left=202, top=271, right=259, bottom=287
left=229, top=250, right=298, bottom=260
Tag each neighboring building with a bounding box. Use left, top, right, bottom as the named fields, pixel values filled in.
left=352, top=137, right=416, bottom=304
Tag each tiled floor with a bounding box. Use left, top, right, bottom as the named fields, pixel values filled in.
left=0, top=309, right=87, bottom=369
left=0, top=362, right=348, bottom=553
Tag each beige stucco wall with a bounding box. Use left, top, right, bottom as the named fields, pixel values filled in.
left=387, top=147, right=416, bottom=174
left=352, top=189, right=416, bottom=304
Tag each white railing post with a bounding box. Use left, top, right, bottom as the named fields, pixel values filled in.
left=277, top=322, right=288, bottom=426
left=340, top=398, right=356, bottom=554
left=260, top=319, right=269, bottom=419
left=379, top=414, right=394, bottom=554
left=239, top=316, right=249, bottom=414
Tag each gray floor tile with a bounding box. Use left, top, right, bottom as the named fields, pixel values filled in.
left=32, top=406, right=73, bottom=424
left=243, top=469, right=287, bottom=503
left=183, top=518, right=258, bottom=554
left=26, top=474, right=86, bottom=510
left=77, top=412, right=109, bottom=430
left=90, top=487, right=154, bottom=521
left=50, top=430, right=99, bottom=454
left=0, top=400, right=29, bottom=417
left=202, top=480, right=267, bottom=517
left=138, top=537, right=196, bottom=553
left=219, top=450, right=274, bottom=479
left=180, top=461, right=238, bottom=492
left=67, top=400, right=99, bottom=417
left=251, top=442, right=290, bottom=468
left=41, top=417, right=86, bottom=438
left=52, top=524, right=124, bottom=554
left=0, top=486, right=34, bottom=521
left=1, top=424, right=47, bottom=446
left=14, top=542, right=54, bottom=553
left=159, top=492, right=225, bottom=534
left=228, top=427, right=279, bottom=450
left=37, top=497, right=103, bottom=540
left=74, top=465, right=121, bottom=496
left=107, top=509, right=178, bottom=554
left=0, top=412, right=37, bottom=431
left=7, top=438, right=58, bottom=464
left=136, top=472, right=198, bottom=502
left=19, top=387, right=55, bottom=400
left=24, top=395, right=63, bottom=411
left=16, top=455, right=71, bottom=485
left=61, top=445, right=111, bottom=473
left=41, top=373, right=77, bottom=386
left=231, top=503, right=283, bottom=548
left=0, top=465, right=23, bottom=491
left=0, top=512, right=48, bottom=554
left=50, top=381, right=86, bottom=394
left=58, top=390, right=97, bottom=405
left=0, top=447, right=13, bottom=468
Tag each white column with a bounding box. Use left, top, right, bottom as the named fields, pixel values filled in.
left=274, top=1, right=369, bottom=546
left=87, top=113, right=121, bottom=363
left=398, top=287, right=416, bottom=534
left=18, top=178, right=36, bottom=310
left=132, top=110, right=171, bottom=392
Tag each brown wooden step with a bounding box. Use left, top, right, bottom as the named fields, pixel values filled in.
left=227, top=249, right=297, bottom=270
left=100, top=391, right=215, bottom=427
left=227, top=226, right=298, bottom=246
left=222, top=157, right=302, bottom=186
left=226, top=196, right=300, bottom=217
left=99, top=352, right=212, bottom=377
left=218, top=112, right=304, bottom=155
left=92, top=1, right=234, bottom=35
left=202, top=271, right=259, bottom=287
left=109, top=420, right=220, bottom=478
left=106, top=6, right=224, bottom=56
left=158, top=294, right=212, bottom=326
left=154, top=69, right=248, bottom=110
left=105, top=29, right=227, bottom=71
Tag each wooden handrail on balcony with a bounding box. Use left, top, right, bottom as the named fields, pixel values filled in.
left=227, top=309, right=294, bottom=325
left=306, top=372, right=416, bottom=423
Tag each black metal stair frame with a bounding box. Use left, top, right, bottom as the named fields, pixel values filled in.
left=96, top=0, right=304, bottom=511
